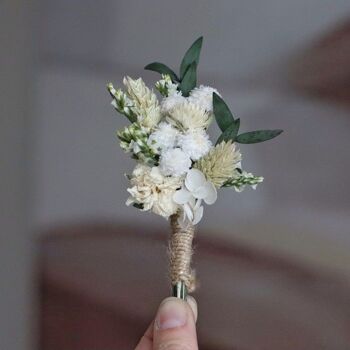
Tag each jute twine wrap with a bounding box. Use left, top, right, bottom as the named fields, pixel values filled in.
left=169, top=214, right=196, bottom=293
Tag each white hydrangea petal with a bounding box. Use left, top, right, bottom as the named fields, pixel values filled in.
left=183, top=203, right=194, bottom=222
left=203, top=181, right=217, bottom=205
left=192, top=205, right=204, bottom=225
left=185, top=169, right=206, bottom=192
left=191, top=185, right=210, bottom=199
left=173, top=189, right=192, bottom=204
left=188, top=196, right=196, bottom=208
left=194, top=198, right=202, bottom=210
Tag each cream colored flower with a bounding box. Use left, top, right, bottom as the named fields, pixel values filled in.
left=126, top=165, right=182, bottom=218
left=123, top=76, right=162, bottom=128
left=194, top=141, right=241, bottom=188
left=166, top=101, right=212, bottom=130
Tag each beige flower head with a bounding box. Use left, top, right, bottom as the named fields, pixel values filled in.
left=166, top=101, right=212, bottom=130
left=123, top=76, right=162, bottom=128
left=194, top=140, right=241, bottom=188
left=126, top=165, right=182, bottom=218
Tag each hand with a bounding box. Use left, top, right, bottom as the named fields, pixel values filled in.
left=135, top=296, right=198, bottom=350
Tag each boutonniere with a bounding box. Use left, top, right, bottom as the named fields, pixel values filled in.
left=107, top=36, right=282, bottom=299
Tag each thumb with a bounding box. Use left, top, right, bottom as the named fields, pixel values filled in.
left=153, top=297, right=198, bottom=350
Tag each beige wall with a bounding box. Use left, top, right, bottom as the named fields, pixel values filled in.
left=0, top=2, right=37, bottom=350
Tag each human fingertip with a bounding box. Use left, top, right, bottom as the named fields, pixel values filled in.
left=155, top=298, right=188, bottom=330
left=186, top=295, right=198, bottom=322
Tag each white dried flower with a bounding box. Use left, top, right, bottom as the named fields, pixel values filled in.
left=166, top=83, right=179, bottom=97
left=123, top=76, right=161, bottom=128
left=159, top=148, right=192, bottom=176
left=188, top=85, right=221, bottom=112
left=178, top=129, right=212, bottom=160
left=167, top=101, right=212, bottom=130
left=155, top=74, right=179, bottom=97
left=173, top=169, right=217, bottom=226
left=222, top=171, right=264, bottom=192
left=147, top=122, right=179, bottom=154
left=117, top=123, right=157, bottom=165
left=126, top=165, right=181, bottom=218
left=161, top=92, right=186, bottom=114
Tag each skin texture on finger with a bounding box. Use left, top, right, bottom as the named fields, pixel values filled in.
left=153, top=297, right=198, bottom=350
left=186, top=296, right=198, bottom=323
left=134, top=321, right=154, bottom=350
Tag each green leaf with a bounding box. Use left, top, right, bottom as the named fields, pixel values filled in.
left=144, top=62, right=179, bottom=82
left=216, top=119, right=240, bottom=145
left=179, top=62, right=197, bottom=97
left=180, top=36, right=203, bottom=80
left=213, top=93, right=236, bottom=132
left=236, top=130, right=283, bottom=144
left=133, top=203, right=144, bottom=210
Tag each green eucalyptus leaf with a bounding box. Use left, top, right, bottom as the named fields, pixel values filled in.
left=179, top=62, right=197, bottom=97
left=213, top=93, right=236, bottom=132
left=236, top=130, right=283, bottom=144
left=180, top=36, right=203, bottom=79
left=144, top=62, right=179, bottom=82
left=216, top=118, right=241, bottom=145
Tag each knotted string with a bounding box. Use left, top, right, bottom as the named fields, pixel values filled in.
left=169, top=214, right=196, bottom=293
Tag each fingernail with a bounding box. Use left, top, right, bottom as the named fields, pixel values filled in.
left=155, top=299, right=187, bottom=330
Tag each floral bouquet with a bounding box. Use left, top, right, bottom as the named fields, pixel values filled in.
left=107, top=37, right=282, bottom=299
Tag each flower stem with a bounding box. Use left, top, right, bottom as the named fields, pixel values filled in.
left=172, top=281, right=187, bottom=300
left=169, top=215, right=196, bottom=297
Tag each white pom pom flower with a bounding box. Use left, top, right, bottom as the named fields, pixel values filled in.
left=148, top=122, right=179, bottom=154
left=159, top=148, right=192, bottom=176
left=188, top=85, right=221, bottom=113
left=161, top=91, right=186, bottom=114
left=173, top=169, right=217, bottom=226
left=178, top=129, right=212, bottom=161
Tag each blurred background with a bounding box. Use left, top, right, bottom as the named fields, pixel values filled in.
left=1, top=1, right=350, bottom=349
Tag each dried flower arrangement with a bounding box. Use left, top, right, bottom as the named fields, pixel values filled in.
left=107, top=37, right=282, bottom=298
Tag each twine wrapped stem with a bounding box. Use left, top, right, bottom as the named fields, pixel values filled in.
left=169, top=214, right=196, bottom=299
